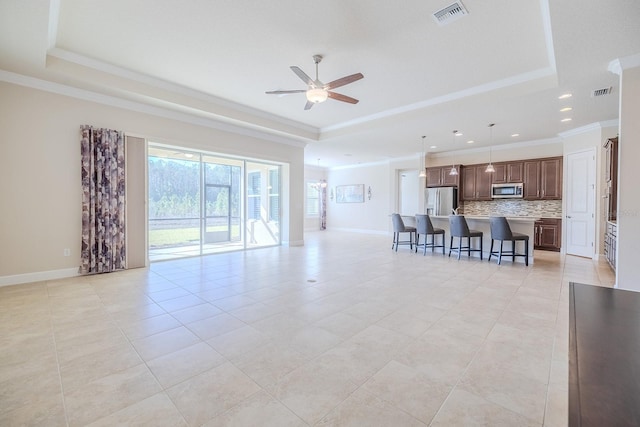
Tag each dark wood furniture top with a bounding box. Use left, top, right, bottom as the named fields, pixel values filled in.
left=569, top=283, right=640, bottom=426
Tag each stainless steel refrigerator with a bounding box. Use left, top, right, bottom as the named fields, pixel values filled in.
left=425, top=187, right=457, bottom=216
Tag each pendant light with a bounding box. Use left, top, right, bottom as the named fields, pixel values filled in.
left=419, top=135, right=427, bottom=178
left=449, top=130, right=458, bottom=176
left=485, top=123, right=496, bottom=173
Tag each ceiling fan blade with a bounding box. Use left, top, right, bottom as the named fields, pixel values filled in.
left=325, top=73, right=364, bottom=90
left=327, top=91, right=359, bottom=104
left=265, top=90, right=306, bottom=95
left=304, top=101, right=315, bottom=110
left=290, top=66, right=314, bottom=86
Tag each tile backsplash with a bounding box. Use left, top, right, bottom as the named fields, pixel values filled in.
left=462, top=199, right=562, bottom=218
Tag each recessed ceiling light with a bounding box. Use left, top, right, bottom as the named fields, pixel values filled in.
left=558, top=93, right=572, bottom=99
left=561, top=118, right=572, bottom=122
left=560, top=107, right=573, bottom=112
left=511, top=133, right=520, bottom=137
left=430, top=145, right=437, bottom=149
left=184, top=153, right=194, bottom=158
left=467, top=140, right=474, bottom=144
left=455, top=132, right=463, bottom=136
left=344, top=153, right=352, bottom=156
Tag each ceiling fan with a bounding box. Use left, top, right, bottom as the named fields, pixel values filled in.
left=266, top=55, right=364, bottom=110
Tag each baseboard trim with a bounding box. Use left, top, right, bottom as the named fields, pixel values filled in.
left=284, top=240, right=305, bottom=247
left=329, top=227, right=388, bottom=236
left=0, top=268, right=80, bottom=287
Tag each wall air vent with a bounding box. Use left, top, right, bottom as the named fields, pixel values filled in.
left=592, top=87, right=613, bottom=97
left=433, top=2, right=469, bottom=26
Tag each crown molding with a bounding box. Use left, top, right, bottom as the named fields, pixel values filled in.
left=0, top=69, right=308, bottom=148
left=558, top=120, right=619, bottom=138
left=47, top=48, right=319, bottom=136
left=608, top=53, right=640, bottom=76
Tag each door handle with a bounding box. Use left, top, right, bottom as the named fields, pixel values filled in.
left=566, top=215, right=572, bottom=218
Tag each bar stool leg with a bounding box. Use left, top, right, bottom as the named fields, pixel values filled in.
left=498, top=241, right=503, bottom=265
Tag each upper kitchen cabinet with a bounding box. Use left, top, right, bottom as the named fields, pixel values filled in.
left=492, top=161, right=524, bottom=184
left=425, top=165, right=460, bottom=188
left=461, top=164, right=493, bottom=201
left=524, top=157, right=563, bottom=200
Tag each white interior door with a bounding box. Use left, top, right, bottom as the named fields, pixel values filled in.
left=566, top=149, right=596, bottom=257
left=399, top=170, right=419, bottom=215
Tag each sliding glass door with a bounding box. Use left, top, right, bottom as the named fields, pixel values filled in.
left=148, top=145, right=281, bottom=261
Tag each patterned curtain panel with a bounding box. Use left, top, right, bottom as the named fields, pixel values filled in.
left=79, top=125, right=126, bottom=274
left=320, top=185, right=327, bottom=230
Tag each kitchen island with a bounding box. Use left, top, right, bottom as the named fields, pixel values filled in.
left=429, top=215, right=537, bottom=264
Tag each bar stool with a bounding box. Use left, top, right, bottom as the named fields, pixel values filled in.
left=415, top=214, right=445, bottom=255
left=488, top=216, right=529, bottom=266
left=391, top=213, right=416, bottom=251
left=449, top=215, right=483, bottom=260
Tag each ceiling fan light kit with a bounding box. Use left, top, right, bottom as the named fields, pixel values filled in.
left=266, top=55, right=363, bottom=110
left=306, top=88, right=328, bottom=103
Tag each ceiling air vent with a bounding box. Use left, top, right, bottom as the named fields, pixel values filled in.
left=433, top=2, right=469, bottom=26
left=592, top=87, right=613, bottom=97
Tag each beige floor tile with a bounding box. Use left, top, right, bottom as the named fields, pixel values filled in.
left=120, top=313, right=182, bottom=341
left=0, top=232, right=607, bottom=426
left=271, top=359, right=360, bottom=425
left=0, top=390, right=66, bottom=427
left=157, top=294, right=206, bottom=312
left=131, top=326, right=201, bottom=361
left=206, top=325, right=270, bottom=361
left=317, top=387, right=425, bottom=426
left=184, top=312, right=246, bottom=340
left=459, top=362, right=548, bottom=424
left=544, top=386, right=568, bottom=427
left=234, top=342, right=307, bottom=388
left=431, top=388, right=539, bottom=427
left=87, top=392, right=187, bottom=427
left=313, top=312, right=370, bottom=339
left=0, top=370, right=62, bottom=416
left=64, top=364, right=161, bottom=426
left=203, top=390, right=305, bottom=427
left=55, top=324, right=130, bottom=365
left=274, top=324, right=343, bottom=358
left=147, top=342, right=226, bottom=388
left=60, top=343, right=143, bottom=392
left=170, top=303, right=223, bottom=324
left=362, top=360, right=452, bottom=424
left=166, top=362, right=260, bottom=426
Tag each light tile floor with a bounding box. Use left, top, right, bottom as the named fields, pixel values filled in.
left=0, top=231, right=615, bottom=426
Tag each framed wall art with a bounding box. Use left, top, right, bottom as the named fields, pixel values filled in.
left=336, top=184, right=365, bottom=203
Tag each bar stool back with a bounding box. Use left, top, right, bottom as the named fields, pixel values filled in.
left=415, top=214, right=445, bottom=255
left=391, top=213, right=416, bottom=251
left=448, top=215, right=483, bottom=260
left=488, top=216, right=529, bottom=266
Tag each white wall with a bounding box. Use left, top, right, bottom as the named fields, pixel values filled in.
left=616, top=62, right=640, bottom=290
left=0, top=81, right=305, bottom=282
left=327, top=162, right=391, bottom=233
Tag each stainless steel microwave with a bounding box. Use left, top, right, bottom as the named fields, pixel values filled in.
left=491, top=183, right=523, bottom=198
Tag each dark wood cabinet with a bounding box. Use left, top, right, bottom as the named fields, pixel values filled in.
left=492, top=161, right=524, bottom=184
left=524, top=157, right=562, bottom=200
left=461, top=164, right=492, bottom=201
left=534, top=218, right=561, bottom=251
left=425, top=166, right=460, bottom=188
left=604, top=137, right=618, bottom=221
